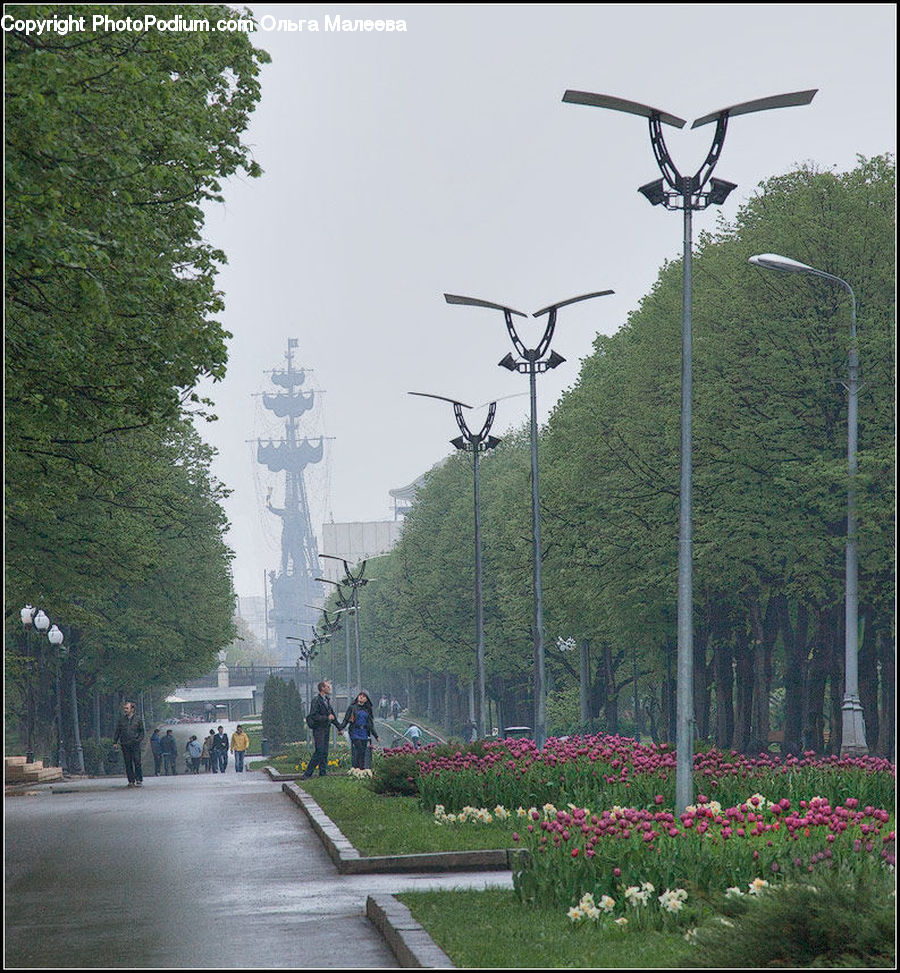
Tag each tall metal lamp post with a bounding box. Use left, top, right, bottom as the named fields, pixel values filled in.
left=306, top=604, right=346, bottom=696
left=444, top=290, right=614, bottom=748
left=409, top=392, right=505, bottom=739
left=47, top=622, right=68, bottom=772
left=315, top=577, right=357, bottom=702
left=563, top=88, right=816, bottom=812
left=20, top=605, right=39, bottom=763
left=749, top=252, right=867, bottom=755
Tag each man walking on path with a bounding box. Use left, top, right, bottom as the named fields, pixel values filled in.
left=302, top=681, right=339, bottom=778
left=213, top=725, right=229, bottom=773
left=162, top=729, right=177, bottom=774
left=207, top=729, right=219, bottom=772
left=113, top=700, right=145, bottom=787
left=149, top=728, right=163, bottom=776
left=231, top=724, right=250, bottom=772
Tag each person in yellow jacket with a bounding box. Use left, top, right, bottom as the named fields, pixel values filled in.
left=230, top=725, right=250, bottom=773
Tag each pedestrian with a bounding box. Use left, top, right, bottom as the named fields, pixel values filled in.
left=206, top=729, right=218, bottom=772
left=162, top=729, right=177, bottom=775
left=378, top=695, right=388, bottom=719
left=338, top=691, right=380, bottom=769
left=149, top=728, right=163, bottom=776
left=213, top=725, right=229, bottom=772
left=404, top=723, right=422, bottom=749
left=112, top=700, right=145, bottom=788
left=230, top=724, right=250, bottom=773
left=185, top=735, right=202, bottom=773
left=391, top=697, right=401, bottom=721
left=200, top=733, right=212, bottom=772
left=301, top=680, right=339, bottom=778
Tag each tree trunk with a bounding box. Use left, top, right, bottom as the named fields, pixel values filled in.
left=858, top=607, right=878, bottom=753
left=709, top=597, right=734, bottom=749
left=875, top=627, right=894, bottom=760
left=732, top=635, right=753, bottom=753
left=693, top=609, right=710, bottom=741
left=805, top=607, right=834, bottom=753
left=781, top=600, right=808, bottom=757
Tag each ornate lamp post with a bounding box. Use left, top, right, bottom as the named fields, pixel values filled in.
left=319, top=554, right=372, bottom=690
left=315, top=576, right=358, bottom=700
left=47, top=622, right=68, bottom=772
left=20, top=606, right=38, bottom=763
left=749, top=253, right=867, bottom=755
left=563, top=88, right=816, bottom=812
left=409, top=392, right=506, bottom=739
left=444, top=290, right=614, bottom=748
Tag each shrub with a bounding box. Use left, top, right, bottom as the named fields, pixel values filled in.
left=82, top=737, right=119, bottom=775
left=691, top=869, right=896, bottom=967
left=370, top=751, right=421, bottom=796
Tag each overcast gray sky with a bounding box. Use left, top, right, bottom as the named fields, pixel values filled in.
left=197, top=3, right=896, bottom=599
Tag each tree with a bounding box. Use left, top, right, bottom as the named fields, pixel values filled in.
left=4, top=6, right=269, bottom=761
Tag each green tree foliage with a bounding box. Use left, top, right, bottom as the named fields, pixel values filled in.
left=4, top=6, right=269, bottom=758
left=357, top=157, right=895, bottom=754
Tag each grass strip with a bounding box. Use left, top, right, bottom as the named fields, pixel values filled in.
left=296, top=777, right=517, bottom=856
left=398, top=888, right=695, bottom=968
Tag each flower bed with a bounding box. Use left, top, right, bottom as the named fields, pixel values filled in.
left=404, top=734, right=894, bottom=814
left=511, top=794, right=895, bottom=912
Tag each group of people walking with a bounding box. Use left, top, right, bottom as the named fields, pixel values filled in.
left=115, top=701, right=253, bottom=787
left=377, top=695, right=403, bottom=721
left=173, top=725, right=250, bottom=775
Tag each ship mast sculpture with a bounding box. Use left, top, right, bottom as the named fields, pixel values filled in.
left=258, top=339, right=325, bottom=661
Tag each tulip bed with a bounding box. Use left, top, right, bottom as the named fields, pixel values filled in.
left=406, top=734, right=895, bottom=814
left=510, top=795, right=895, bottom=913
left=381, top=734, right=895, bottom=915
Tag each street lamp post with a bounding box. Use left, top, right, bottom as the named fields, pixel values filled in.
left=47, top=622, right=68, bottom=773
left=307, top=605, right=346, bottom=736
left=563, top=88, right=816, bottom=813
left=20, top=606, right=38, bottom=763
left=409, top=392, right=505, bottom=739
left=319, top=554, right=372, bottom=691
left=749, top=252, right=867, bottom=755
left=444, top=290, right=614, bottom=748
left=315, top=575, right=358, bottom=701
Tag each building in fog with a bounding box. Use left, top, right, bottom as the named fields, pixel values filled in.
left=319, top=520, right=404, bottom=581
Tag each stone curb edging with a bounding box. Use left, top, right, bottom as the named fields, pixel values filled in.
left=280, top=777, right=524, bottom=968
left=366, top=895, right=455, bottom=968
left=262, top=765, right=305, bottom=781
left=280, top=781, right=521, bottom=875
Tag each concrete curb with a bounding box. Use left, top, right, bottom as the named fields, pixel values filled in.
left=281, top=781, right=520, bottom=875
left=366, top=895, right=455, bottom=968
left=262, top=765, right=305, bottom=782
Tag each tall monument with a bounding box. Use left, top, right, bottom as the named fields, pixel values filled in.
left=257, top=339, right=324, bottom=661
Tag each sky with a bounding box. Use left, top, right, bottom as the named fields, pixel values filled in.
left=196, top=3, right=897, bottom=599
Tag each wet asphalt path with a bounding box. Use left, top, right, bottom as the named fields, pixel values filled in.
left=4, top=770, right=511, bottom=969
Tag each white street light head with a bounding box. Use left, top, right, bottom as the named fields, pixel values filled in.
left=749, top=253, right=816, bottom=275
left=21, top=605, right=35, bottom=626
left=47, top=624, right=64, bottom=645
left=33, top=609, right=50, bottom=632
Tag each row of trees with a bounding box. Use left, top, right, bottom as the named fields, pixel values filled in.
left=4, top=6, right=270, bottom=764
left=341, top=156, right=895, bottom=756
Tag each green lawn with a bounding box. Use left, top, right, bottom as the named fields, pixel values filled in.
left=399, top=889, right=695, bottom=968
left=296, top=776, right=517, bottom=856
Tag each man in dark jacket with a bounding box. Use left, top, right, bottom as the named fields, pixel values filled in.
left=113, top=700, right=145, bottom=787
left=301, top=681, right=338, bottom=778
left=161, top=729, right=177, bottom=775
left=212, top=725, right=229, bottom=773
left=149, top=728, right=163, bottom=776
